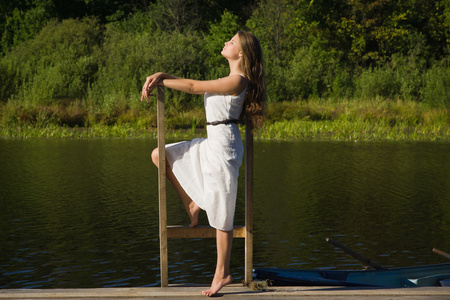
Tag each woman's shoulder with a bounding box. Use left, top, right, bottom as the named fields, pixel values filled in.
left=207, top=74, right=246, bottom=96
left=229, top=74, right=248, bottom=95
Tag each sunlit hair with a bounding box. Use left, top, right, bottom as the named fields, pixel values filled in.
left=237, top=30, right=266, bottom=129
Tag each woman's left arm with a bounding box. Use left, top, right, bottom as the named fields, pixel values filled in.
left=141, top=73, right=246, bottom=102
left=141, top=72, right=178, bottom=102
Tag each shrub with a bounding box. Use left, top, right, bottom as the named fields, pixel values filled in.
left=4, top=17, right=103, bottom=106
left=390, top=53, right=426, bottom=101
left=284, top=46, right=328, bottom=100
left=0, top=59, right=19, bottom=102
left=354, top=65, right=401, bottom=100
left=328, top=67, right=354, bottom=99
left=89, top=27, right=206, bottom=111
left=422, top=58, right=450, bottom=108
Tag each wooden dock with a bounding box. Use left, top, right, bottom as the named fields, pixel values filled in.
left=2, top=285, right=450, bottom=299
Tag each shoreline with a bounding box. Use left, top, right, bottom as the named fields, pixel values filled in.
left=1, top=100, right=448, bottom=141
left=1, top=122, right=448, bottom=141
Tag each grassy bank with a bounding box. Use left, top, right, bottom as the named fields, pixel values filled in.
left=1, top=99, right=448, bottom=141
left=260, top=99, right=449, bottom=141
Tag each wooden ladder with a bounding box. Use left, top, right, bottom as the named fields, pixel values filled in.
left=156, top=86, right=253, bottom=287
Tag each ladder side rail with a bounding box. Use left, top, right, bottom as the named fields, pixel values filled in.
left=157, top=86, right=168, bottom=287
left=244, top=123, right=254, bottom=284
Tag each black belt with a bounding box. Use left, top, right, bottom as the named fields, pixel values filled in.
left=206, top=119, right=240, bottom=126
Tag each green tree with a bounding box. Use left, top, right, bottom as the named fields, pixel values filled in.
left=247, top=0, right=299, bottom=64
left=146, top=0, right=253, bottom=32
left=1, top=0, right=53, bottom=54
left=246, top=0, right=301, bottom=101
left=296, top=0, right=450, bottom=66
left=203, top=10, right=240, bottom=72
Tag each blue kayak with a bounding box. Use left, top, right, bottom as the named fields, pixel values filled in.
left=253, top=263, right=450, bottom=287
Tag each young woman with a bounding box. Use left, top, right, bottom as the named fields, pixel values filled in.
left=141, top=30, right=266, bottom=296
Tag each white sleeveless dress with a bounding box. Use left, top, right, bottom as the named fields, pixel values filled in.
left=165, top=83, right=246, bottom=231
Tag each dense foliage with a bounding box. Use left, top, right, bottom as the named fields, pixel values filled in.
left=0, top=0, right=449, bottom=130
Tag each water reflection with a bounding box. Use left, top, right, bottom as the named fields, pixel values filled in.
left=0, top=139, right=449, bottom=288
left=253, top=141, right=450, bottom=270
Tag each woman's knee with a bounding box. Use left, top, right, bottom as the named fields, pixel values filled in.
left=151, top=148, right=159, bottom=166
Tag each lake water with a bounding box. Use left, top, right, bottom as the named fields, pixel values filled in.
left=1, top=138, right=449, bottom=288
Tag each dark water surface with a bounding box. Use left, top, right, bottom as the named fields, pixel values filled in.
left=1, top=138, right=449, bottom=288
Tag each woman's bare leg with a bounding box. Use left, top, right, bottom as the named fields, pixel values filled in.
left=202, top=229, right=233, bottom=296
left=152, top=148, right=200, bottom=227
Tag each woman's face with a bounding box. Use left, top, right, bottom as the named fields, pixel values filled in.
left=221, top=34, right=242, bottom=60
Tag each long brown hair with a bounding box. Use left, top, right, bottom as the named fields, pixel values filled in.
left=237, top=30, right=266, bottom=129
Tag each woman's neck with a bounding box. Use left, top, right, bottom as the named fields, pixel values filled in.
left=227, top=58, right=243, bottom=76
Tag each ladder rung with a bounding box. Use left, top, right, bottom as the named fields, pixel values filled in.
left=167, top=225, right=245, bottom=238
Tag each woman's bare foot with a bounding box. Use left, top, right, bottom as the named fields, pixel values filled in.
left=188, top=202, right=201, bottom=228
left=201, top=273, right=233, bottom=297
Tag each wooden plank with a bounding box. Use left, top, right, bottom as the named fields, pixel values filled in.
left=2, top=285, right=450, bottom=298
left=167, top=225, right=245, bottom=239
left=244, top=123, right=254, bottom=284
left=157, top=86, right=168, bottom=287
